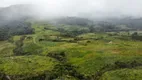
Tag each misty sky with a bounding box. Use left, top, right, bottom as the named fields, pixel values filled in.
left=1, top=0, right=142, bottom=18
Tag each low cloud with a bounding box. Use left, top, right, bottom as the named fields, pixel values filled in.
left=1, top=0, right=142, bottom=18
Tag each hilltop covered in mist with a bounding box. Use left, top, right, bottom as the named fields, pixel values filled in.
left=0, top=4, right=142, bottom=30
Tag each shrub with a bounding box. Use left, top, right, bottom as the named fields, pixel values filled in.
left=47, top=51, right=66, bottom=62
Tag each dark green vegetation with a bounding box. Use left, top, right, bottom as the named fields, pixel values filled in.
left=0, top=17, right=142, bottom=80
left=0, top=21, right=34, bottom=41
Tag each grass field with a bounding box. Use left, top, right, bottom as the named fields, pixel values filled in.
left=0, top=23, right=142, bottom=80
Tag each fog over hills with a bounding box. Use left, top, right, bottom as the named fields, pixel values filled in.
left=0, top=4, right=38, bottom=26
left=0, top=3, right=142, bottom=29
left=1, top=0, right=142, bottom=19
left=0, top=4, right=36, bottom=20
left=0, top=4, right=142, bottom=20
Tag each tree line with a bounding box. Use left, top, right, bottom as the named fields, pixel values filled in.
left=0, top=21, right=34, bottom=41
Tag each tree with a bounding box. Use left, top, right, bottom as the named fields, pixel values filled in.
left=13, top=36, right=27, bottom=55
left=131, top=32, right=142, bottom=41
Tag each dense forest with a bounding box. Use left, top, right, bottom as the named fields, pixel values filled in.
left=0, top=21, right=34, bottom=41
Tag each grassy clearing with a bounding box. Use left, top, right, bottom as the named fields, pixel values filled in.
left=101, top=67, right=142, bottom=80
left=0, top=23, right=142, bottom=79
left=0, top=55, right=56, bottom=75
left=0, top=41, right=15, bottom=57
left=31, top=24, right=142, bottom=76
